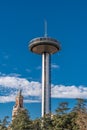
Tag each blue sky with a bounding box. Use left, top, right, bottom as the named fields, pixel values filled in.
left=0, top=0, right=87, bottom=120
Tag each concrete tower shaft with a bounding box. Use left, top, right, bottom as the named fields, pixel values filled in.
left=29, top=37, right=60, bottom=117
left=42, top=53, right=51, bottom=116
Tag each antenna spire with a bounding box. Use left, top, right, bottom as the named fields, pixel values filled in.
left=44, top=20, right=47, bottom=37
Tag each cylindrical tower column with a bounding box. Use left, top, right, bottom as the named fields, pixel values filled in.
left=29, top=37, right=61, bottom=118
left=42, top=53, right=51, bottom=117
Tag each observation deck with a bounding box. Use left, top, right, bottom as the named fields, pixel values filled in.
left=29, top=37, right=61, bottom=54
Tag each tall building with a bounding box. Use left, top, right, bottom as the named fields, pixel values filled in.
left=29, top=32, right=61, bottom=117
left=12, top=90, right=25, bottom=120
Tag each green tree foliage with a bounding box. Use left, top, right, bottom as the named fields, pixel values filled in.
left=73, top=98, right=87, bottom=130
left=74, top=98, right=87, bottom=112
left=41, top=114, right=53, bottom=130
left=56, top=102, right=70, bottom=115
left=52, top=102, right=79, bottom=130
left=0, top=116, right=9, bottom=130
left=1, top=99, right=87, bottom=130
left=10, top=109, right=33, bottom=130
left=32, top=118, right=41, bottom=130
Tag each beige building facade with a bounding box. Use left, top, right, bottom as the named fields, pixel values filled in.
left=12, top=90, right=25, bottom=120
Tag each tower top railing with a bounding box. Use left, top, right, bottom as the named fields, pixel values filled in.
left=30, top=37, right=59, bottom=44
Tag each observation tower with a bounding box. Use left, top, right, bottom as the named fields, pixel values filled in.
left=28, top=24, right=61, bottom=117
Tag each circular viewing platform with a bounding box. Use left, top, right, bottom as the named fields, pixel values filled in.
left=29, top=37, right=61, bottom=54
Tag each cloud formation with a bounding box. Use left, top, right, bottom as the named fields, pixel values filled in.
left=36, top=64, right=59, bottom=70
left=51, top=85, right=87, bottom=98
left=0, top=75, right=87, bottom=103
left=51, top=64, right=60, bottom=69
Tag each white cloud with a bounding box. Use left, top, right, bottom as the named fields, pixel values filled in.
left=24, top=100, right=40, bottom=103
left=0, top=95, right=40, bottom=103
left=51, top=85, right=87, bottom=99
left=8, top=73, right=21, bottom=77
left=0, top=74, right=87, bottom=103
left=0, top=75, right=42, bottom=103
left=25, top=69, right=31, bottom=73
left=36, top=64, right=59, bottom=70
left=0, top=95, right=15, bottom=103
left=51, top=64, right=59, bottom=69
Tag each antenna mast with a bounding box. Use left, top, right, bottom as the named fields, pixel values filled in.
left=44, top=20, right=47, bottom=37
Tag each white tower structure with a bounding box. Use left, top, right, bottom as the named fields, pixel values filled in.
left=29, top=26, right=61, bottom=117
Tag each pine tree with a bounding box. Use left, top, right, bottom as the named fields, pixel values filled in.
left=10, top=109, right=33, bottom=130
left=56, top=102, right=70, bottom=115
left=32, top=118, right=41, bottom=130
left=52, top=102, right=79, bottom=130
left=73, top=98, right=87, bottom=112
left=41, top=114, right=53, bottom=130
left=0, top=116, right=9, bottom=130
left=73, top=98, right=87, bottom=130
